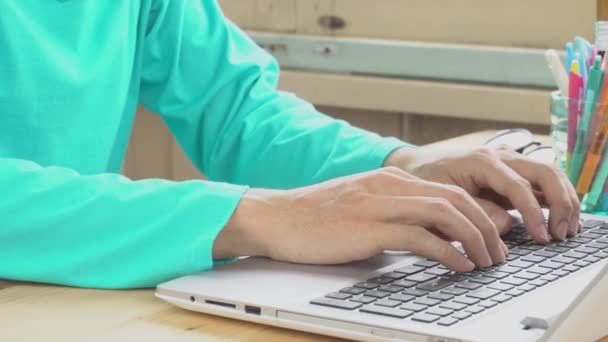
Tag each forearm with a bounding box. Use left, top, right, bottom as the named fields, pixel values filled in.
left=0, top=158, right=246, bottom=289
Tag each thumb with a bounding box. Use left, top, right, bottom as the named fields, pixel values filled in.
left=475, top=197, right=513, bottom=235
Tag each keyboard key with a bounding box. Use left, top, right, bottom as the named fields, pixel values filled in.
left=402, top=288, right=429, bottom=297
left=375, top=299, right=401, bottom=307
left=455, top=281, right=482, bottom=290
left=354, top=282, right=378, bottom=290
left=401, top=302, right=427, bottom=312
left=502, top=277, right=527, bottom=286
left=427, top=307, right=454, bottom=317
left=392, top=279, right=417, bottom=288
left=496, top=265, right=521, bottom=274
left=454, top=296, right=480, bottom=305
left=441, top=287, right=468, bottom=296
left=527, top=266, right=552, bottom=275
left=389, top=294, right=415, bottom=302
left=367, top=277, right=394, bottom=285
left=563, top=251, right=587, bottom=259
left=381, top=272, right=406, bottom=280
left=378, top=285, right=405, bottom=293
left=557, top=241, right=581, bottom=249
left=326, top=292, right=352, bottom=300
left=563, top=265, right=580, bottom=272
left=478, top=300, right=498, bottom=309
left=587, top=241, right=608, bottom=249
left=545, top=246, right=570, bottom=253
left=534, top=250, right=559, bottom=258
left=584, top=255, right=601, bottom=263
left=340, top=287, right=366, bottom=295
left=572, top=237, right=592, bottom=244
left=576, top=246, right=599, bottom=254
left=506, top=254, right=519, bottom=261
left=540, top=274, right=559, bottom=282
left=506, top=289, right=525, bottom=297
left=414, top=297, right=441, bottom=307
left=364, top=290, right=391, bottom=298
left=360, top=305, right=413, bottom=318
left=490, top=294, right=513, bottom=303
left=311, top=297, right=362, bottom=310
left=444, top=273, right=468, bottom=282
left=514, top=272, right=539, bottom=280
left=414, top=259, right=440, bottom=268
left=411, top=313, right=440, bottom=323
left=519, top=284, right=536, bottom=292
left=417, top=278, right=455, bottom=292
left=428, top=292, right=454, bottom=301
left=529, top=279, right=548, bottom=287
left=395, top=265, right=425, bottom=275
left=519, top=242, right=544, bottom=251
left=580, top=232, right=603, bottom=239
left=467, top=288, right=500, bottom=300
left=552, top=270, right=570, bottom=277
left=521, top=255, right=546, bottom=263
left=464, top=306, right=485, bottom=314
left=509, top=260, right=534, bottom=269
left=439, top=301, right=467, bottom=311
left=437, top=317, right=459, bottom=326
left=488, top=283, right=514, bottom=291
left=406, top=273, right=437, bottom=283
left=510, top=247, right=532, bottom=256
left=469, top=276, right=495, bottom=285
left=425, top=268, right=452, bottom=276
left=351, top=296, right=376, bottom=304
left=595, top=251, right=608, bottom=259
left=484, top=271, right=509, bottom=279
left=552, top=256, right=576, bottom=264
left=452, top=311, right=473, bottom=320
left=583, top=219, right=604, bottom=228
left=539, top=261, right=563, bottom=269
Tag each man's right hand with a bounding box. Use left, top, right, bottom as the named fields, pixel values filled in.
left=213, top=167, right=508, bottom=272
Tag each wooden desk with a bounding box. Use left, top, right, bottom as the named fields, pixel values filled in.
left=1, top=131, right=606, bottom=342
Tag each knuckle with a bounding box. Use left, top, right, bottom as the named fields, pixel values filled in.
left=514, top=178, right=533, bottom=192
left=382, top=166, right=403, bottom=174
left=428, top=198, right=455, bottom=214
left=444, top=185, right=470, bottom=202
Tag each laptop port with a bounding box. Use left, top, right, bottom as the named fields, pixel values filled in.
left=204, top=299, right=236, bottom=309
left=245, top=305, right=261, bottom=315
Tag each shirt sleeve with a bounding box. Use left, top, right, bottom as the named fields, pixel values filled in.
left=139, top=0, right=412, bottom=189
left=0, top=157, right=247, bottom=288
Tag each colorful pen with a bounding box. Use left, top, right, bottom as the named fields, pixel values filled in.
left=584, top=145, right=608, bottom=208
left=567, top=60, right=585, bottom=172
left=566, top=42, right=575, bottom=73
left=569, top=56, right=605, bottom=187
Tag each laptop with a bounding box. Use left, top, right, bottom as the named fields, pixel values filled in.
left=156, top=214, right=608, bottom=342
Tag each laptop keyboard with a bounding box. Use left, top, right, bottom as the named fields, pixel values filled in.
left=310, top=219, right=608, bottom=327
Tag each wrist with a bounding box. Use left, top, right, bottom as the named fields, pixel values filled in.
left=383, top=146, right=420, bottom=172
left=212, top=188, right=281, bottom=260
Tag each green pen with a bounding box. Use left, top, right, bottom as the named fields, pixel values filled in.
left=569, top=56, right=605, bottom=186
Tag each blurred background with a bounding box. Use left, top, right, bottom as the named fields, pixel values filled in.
left=123, top=0, right=605, bottom=181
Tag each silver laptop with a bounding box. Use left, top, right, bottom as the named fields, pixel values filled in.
left=156, top=214, right=608, bottom=342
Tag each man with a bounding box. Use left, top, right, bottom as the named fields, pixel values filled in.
left=0, top=1, right=579, bottom=289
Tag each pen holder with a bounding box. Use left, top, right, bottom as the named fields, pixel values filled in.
left=550, top=90, right=608, bottom=213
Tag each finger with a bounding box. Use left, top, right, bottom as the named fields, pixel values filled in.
left=372, top=196, right=494, bottom=267
left=474, top=197, right=513, bottom=235
left=381, top=224, right=475, bottom=272
left=367, top=168, right=505, bottom=264
left=470, top=150, right=550, bottom=243
left=499, top=152, right=579, bottom=240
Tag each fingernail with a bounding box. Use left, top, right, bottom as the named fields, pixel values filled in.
left=459, top=258, right=475, bottom=271
left=538, top=224, right=551, bottom=243
left=568, top=216, right=578, bottom=236
left=557, top=220, right=569, bottom=240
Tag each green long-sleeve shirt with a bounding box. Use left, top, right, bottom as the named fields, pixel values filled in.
left=0, top=0, right=407, bottom=289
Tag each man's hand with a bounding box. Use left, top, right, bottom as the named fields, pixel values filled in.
left=384, top=146, right=581, bottom=242
left=213, top=167, right=508, bottom=272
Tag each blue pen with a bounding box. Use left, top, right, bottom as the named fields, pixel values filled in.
left=576, top=37, right=592, bottom=85
left=566, top=42, right=575, bottom=73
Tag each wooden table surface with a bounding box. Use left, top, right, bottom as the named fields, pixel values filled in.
left=1, top=131, right=606, bottom=342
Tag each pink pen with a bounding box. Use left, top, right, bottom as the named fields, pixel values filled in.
left=590, top=45, right=598, bottom=67
left=567, top=60, right=585, bottom=172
